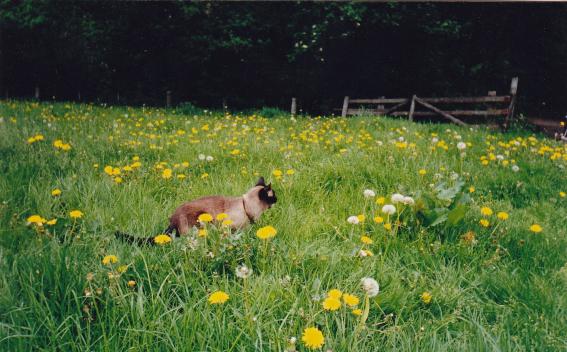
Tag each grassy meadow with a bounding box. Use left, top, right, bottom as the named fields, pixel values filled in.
left=0, top=100, right=566, bottom=351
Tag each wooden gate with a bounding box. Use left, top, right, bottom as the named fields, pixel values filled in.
left=340, top=77, right=518, bottom=129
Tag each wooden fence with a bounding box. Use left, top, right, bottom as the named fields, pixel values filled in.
left=339, top=77, right=519, bottom=129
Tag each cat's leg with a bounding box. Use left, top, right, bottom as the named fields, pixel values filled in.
left=177, top=215, right=190, bottom=236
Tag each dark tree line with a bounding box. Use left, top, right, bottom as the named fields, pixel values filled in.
left=1, top=1, right=566, bottom=117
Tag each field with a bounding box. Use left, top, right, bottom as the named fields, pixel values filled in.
left=1, top=100, right=566, bottom=351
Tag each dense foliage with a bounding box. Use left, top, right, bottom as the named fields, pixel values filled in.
left=0, top=101, right=566, bottom=350
left=1, top=2, right=567, bottom=116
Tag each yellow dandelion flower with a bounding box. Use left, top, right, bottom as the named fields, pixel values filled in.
left=51, top=188, right=62, bottom=196
left=421, top=291, right=432, bottom=304
left=117, top=265, right=128, bottom=273
left=216, top=213, right=228, bottom=221
left=529, top=224, right=542, bottom=233
left=322, top=296, right=341, bottom=311
left=479, top=219, right=490, bottom=227
left=375, top=197, right=385, bottom=205
left=104, top=165, right=114, bottom=175
left=222, top=219, right=233, bottom=227
left=480, top=207, right=493, bottom=216
left=302, top=327, right=325, bottom=350
left=497, top=212, right=509, bottom=220
left=374, top=216, right=384, bottom=224
left=286, top=169, right=295, bottom=175
left=27, top=215, right=46, bottom=226
left=162, top=168, right=173, bottom=179
left=208, top=290, right=229, bottom=304
left=361, top=249, right=374, bottom=256
left=469, top=186, right=475, bottom=193
left=343, top=293, right=360, bottom=307
left=560, top=191, right=566, bottom=198
left=327, top=289, right=342, bottom=299
left=356, top=214, right=365, bottom=222
left=154, top=234, right=172, bottom=245
left=418, top=169, right=427, bottom=176
left=127, top=280, right=136, bottom=288
left=69, top=210, right=83, bottom=219
left=256, top=225, right=277, bottom=240
left=102, top=255, right=118, bottom=265
left=384, top=223, right=392, bottom=231
left=198, top=229, right=208, bottom=237
left=352, top=309, right=363, bottom=316
left=46, top=219, right=57, bottom=226
left=198, top=213, right=213, bottom=223
left=114, top=177, right=123, bottom=184
left=361, top=235, right=373, bottom=244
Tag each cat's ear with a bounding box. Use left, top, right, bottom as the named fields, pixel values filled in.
left=266, top=183, right=272, bottom=189
left=256, top=177, right=266, bottom=187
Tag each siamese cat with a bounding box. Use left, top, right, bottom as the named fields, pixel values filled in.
left=115, top=177, right=277, bottom=245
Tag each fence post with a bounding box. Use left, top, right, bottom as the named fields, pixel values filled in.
left=504, top=77, right=519, bottom=130
left=291, top=97, right=297, bottom=117
left=341, top=96, right=349, bottom=117
left=377, top=96, right=385, bottom=113
left=222, top=98, right=228, bottom=113
left=408, top=95, right=416, bottom=122
left=166, top=90, right=172, bottom=108
left=34, top=86, right=40, bottom=100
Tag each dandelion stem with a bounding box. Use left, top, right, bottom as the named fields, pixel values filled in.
left=354, top=294, right=370, bottom=338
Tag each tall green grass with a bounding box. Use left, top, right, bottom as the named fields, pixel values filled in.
left=0, top=100, right=566, bottom=351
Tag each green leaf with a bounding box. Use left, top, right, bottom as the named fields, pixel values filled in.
left=446, top=203, right=467, bottom=227
left=429, top=208, right=449, bottom=227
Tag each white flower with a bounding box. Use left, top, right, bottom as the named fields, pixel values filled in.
left=398, top=136, right=405, bottom=142
left=347, top=216, right=360, bottom=225
left=432, top=137, right=439, bottom=144
left=391, top=193, right=405, bottom=203
left=361, top=277, right=380, bottom=297
left=289, top=337, right=297, bottom=344
left=496, top=154, right=504, bottom=161
left=402, top=196, right=415, bottom=205
left=206, top=155, right=214, bottom=162
left=198, top=154, right=206, bottom=160
left=235, top=264, right=252, bottom=279
left=363, top=189, right=376, bottom=198
left=358, top=249, right=368, bottom=257
left=381, top=204, right=396, bottom=215
left=457, top=142, right=466, bottom=150
left=511, top=165, right=520, bottom=172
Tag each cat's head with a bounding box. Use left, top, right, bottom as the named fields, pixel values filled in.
left=255, top=176, right=277, bottom=208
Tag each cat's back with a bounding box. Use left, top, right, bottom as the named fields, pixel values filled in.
left=177, top=195, right=242, bottom=213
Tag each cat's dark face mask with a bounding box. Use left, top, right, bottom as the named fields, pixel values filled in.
left=256, top=177, right=277, bottom=207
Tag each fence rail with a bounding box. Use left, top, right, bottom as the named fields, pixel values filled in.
left=338, top=77, right=519, bottom=130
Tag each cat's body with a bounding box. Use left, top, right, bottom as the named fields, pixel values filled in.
left=116, top=177, right=276, bottom=245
